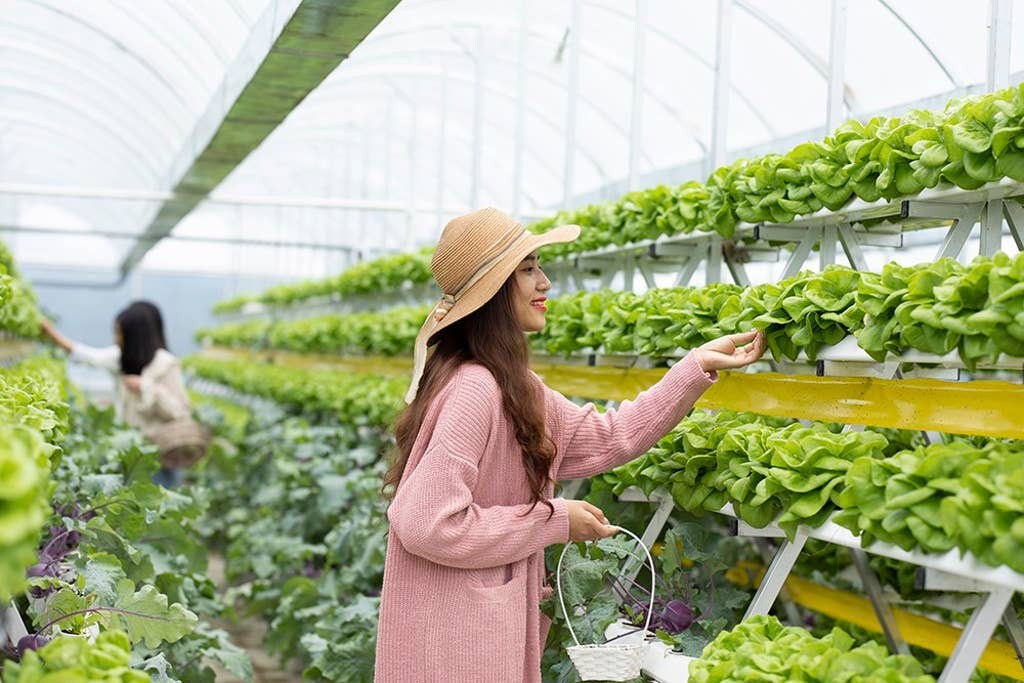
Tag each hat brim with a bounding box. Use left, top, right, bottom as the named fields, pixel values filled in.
left=415, top=223, right=580, bottom=349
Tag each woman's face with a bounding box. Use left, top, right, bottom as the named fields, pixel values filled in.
left=511, top=252, right=551, bottom=332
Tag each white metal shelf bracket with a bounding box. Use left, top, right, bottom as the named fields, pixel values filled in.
left=780, top=226, right=822, bottom=280
left=742, top=532, right=808, bottom=619
left=1, top=603, right=28, bottom=650
left=1002, top=200, right=1024, bottom=251
left=849, top=547, right=910, bottom=655
left=939, top=586, right=1015, bottom=683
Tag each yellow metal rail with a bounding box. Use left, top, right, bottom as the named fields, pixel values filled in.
left=205, top=348, right=1024, bottom=439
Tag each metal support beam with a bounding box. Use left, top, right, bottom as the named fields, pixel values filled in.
left=627, top=0, right=647, bottom=191
left=118, top=0, right=401, bottom=278
left=706, top=235, right=723, bottom=285
left=752, top=539, right=804, bottom=626
left=470, top=27, right=485, bottom=208
left=623, top=494, right=676, bottom=585
left=981, top=199, right=1005, bottom=256
left=725, top=249, right=751, bottom=287
left=939, top=587, right=1014, bottom=683
left=436, top=69, right=449, bottom=230
left=934, top=204, right=985, bottom=260
left=849, top=548, right=910, bottom=655
left=1001, top=606, right=1024, bottom=671
left=743, top=533, right=808, bottom=619
left=563, top=0, right=583, bottom=208
left=820, top=224, right=838, bottom=268
left=511, top=0, right=528, bottom=217
left=1, top=603, right=28, bottom=649
left=675, top=254, right=702, bottom=287
left=986, top=0, right=1013, bottom=90
left=0, top=223, right=358, bottom=252
left=710, top=0, right=733, bottom=172
left=826, top=0, right=848, bottom=132
left=637, top=260, right=657, bottom=290
left=781, top=227, right=821, bottom=279
left=1005, top=200, right=1024, bottom=251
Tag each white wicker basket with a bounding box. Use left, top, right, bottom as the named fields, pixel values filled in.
left=556, top=526, right=655, bottom=682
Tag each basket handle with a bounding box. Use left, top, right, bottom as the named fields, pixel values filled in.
left=556, top=525, right=656, bottom=648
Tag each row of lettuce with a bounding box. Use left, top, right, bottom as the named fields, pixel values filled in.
left=0, top=355, right=253, bottom=682
left=212, top=83, right=1024, bottom=314
left=0, top=241, right=41, bottom=339
left=0, top=236, right=250, bottom=682
left=199, top=251, right=1024, bottom=369
left=184, top=357, right=1021, bottom=682
left=183, top=355, right=1024, bottom=576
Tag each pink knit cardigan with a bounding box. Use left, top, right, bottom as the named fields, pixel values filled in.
left=375, top=353, right=715, bottom=683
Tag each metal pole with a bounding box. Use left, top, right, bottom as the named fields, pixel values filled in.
left=627, top=0, right=647, bottom=191
left=512, top=0, right=528, bottom=218
left=470, top=27, right=485, bottom=208
left=563, top=0, right=583, bottom=208
left=437, top=69, right=449, bottom=231
left=709, top=0, right=733, bottom=173
left=826, top=0, right=848, bottom=131
left=986, top=0, right=1013, bottom=90
left=407, top=101, right=418, bottom=247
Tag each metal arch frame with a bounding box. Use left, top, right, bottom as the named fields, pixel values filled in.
left=584, top=2, right=776, bottom=139
left=0, top=57, right=179, bottom=158
left=0, top=115, right=163, bottom=185
left=245, top=117, right=550, bottom=210
left=323, top=46, right=666, bottom=170
left=354, top=19, right=719, bottom=150
left=0, top=19, right=189, bottom=135
left=732, top=0, right=862, bottom=115
left=0, top=81, right=171, bottom=173
left=162, top=1, right=236, bottom=65
left=877, top=0, right=960, bottom=87
left=0, top=38, right=185, bottom=144
left=105, top=0, right=232, bottom=88
left=295, top=66, right=614, bottom=189
left=20, top=1, right=194, bottom=111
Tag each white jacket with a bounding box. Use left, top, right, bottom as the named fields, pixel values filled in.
left=70, top=344, right=190, bottom=434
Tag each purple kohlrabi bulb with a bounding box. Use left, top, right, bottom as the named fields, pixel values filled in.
left=660, top=600, right=694, bottom=633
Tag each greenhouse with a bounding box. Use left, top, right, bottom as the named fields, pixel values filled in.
left=2, top=1, right=1024, bottom=682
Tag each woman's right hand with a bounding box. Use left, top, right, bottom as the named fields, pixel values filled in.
left=566, top=500, right=618, bottom=542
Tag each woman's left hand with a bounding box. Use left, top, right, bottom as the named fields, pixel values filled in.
left=123, top=375, right=142, bottom=393
left=694, top=330, right=767, bottom=371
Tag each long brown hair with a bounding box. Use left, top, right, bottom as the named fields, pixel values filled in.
left=383, top=278, right=556, bottom=515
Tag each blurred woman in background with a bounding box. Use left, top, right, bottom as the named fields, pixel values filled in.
left=41, top=300, right=197, bottom=487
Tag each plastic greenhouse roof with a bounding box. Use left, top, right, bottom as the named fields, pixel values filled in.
left=1, top=0, right=1022, bottom=278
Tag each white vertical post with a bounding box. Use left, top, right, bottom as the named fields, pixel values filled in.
left=826, top=0, right=848, bottom=132
left=436, top=70, right=449, bottom=231
left=359, top=133, right=370, bottom=250
left=627, top=0, right=647, bottom=191
left=986, top=0, right=1013, bottom=90
left=512, top=0, right=528, bottom=218
left=407, top=102, right=418, bottom=246
left=344, top=125, right=354, bottom=263
left=709, top=0, right=733, bottom=173
left=563, top=0, right=583, bottom=208
left=470, top=27, right=485, bottom=208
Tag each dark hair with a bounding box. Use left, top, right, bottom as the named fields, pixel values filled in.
left=116, top=302, right=164, bottom=375
left=135, top=300, right=167, bottom=349
left=384, top=278, right=556, bottom=516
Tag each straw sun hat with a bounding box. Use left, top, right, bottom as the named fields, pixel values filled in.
left=405, top=207, right=580, bottom=403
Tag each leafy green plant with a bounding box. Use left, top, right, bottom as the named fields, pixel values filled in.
left=183, top=356, right=404, bottom=428
left=0, top=241, right=42, bottom=339
left=2, top=630, right=151, bottom=682
left=689, top=614, right=934, bottom=682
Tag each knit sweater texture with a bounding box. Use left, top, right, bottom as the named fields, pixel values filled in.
left=375, top=352, right=715, bottom=683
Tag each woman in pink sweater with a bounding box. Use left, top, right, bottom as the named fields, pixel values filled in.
left=376, top=208, right=765, bottom=683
